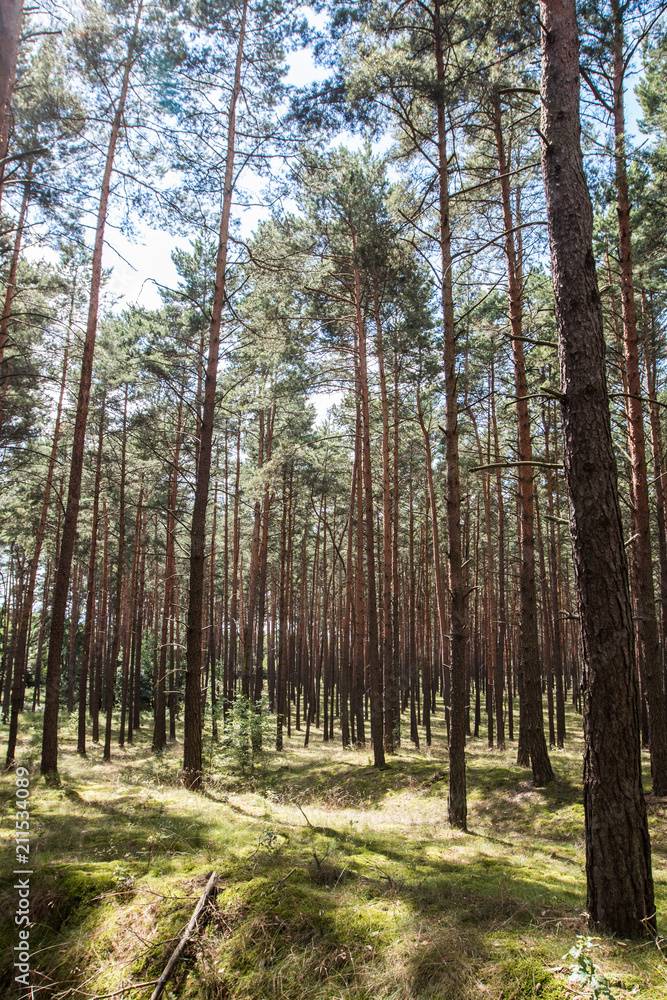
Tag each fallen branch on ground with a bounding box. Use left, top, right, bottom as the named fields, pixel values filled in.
left=149, top=871, right=217, bottom=1000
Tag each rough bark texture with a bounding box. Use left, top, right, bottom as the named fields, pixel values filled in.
left=5, top=310, right=69, bottom=769
left=374, top=275, right=395, bottom=754
left=434, top=0, right=466, bottom=829
left=641, top=295, right=667, bottom=691
left=539, top=0, right=655, bottom=937
left=353, top=248, right=384, bottom=769
left=182, top=0, right=247, bottom=789
left=417, top=394, right=450, bottom=750
left=0, top=0, right=24, bottom=209
left=493, top=95, right=553, bottom=784
left=0, top=162, right=30, bottom=385
left=40, top=1, right=144, bottom=776
left=610, top=0, right=667, bottom=795
left=104, top=385, right=128, bottom=761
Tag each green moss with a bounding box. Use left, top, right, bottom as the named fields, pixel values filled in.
left=497, top=957, right=569, bottom=1000
left=0, top=705, right=665, bottom=999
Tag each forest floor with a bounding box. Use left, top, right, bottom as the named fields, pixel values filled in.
left=1, top=704, right=667, bottom=1000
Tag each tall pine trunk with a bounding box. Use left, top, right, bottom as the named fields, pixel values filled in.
left=611, top=0, right=667, bottom=795
left=0, top=0, right=24, bottom=209
left=493, top=95, right=553, bottom=784
left=5, top=313, right=72, bottom=768
left=539, top=0, right=654, bottom=937
left=182, top=0, right=247, bottom=789
left=351, top=242, right=384, bottom=769
left=40, top=1, right=144, bottom=776
left=434, top=0, right=466, bottom=828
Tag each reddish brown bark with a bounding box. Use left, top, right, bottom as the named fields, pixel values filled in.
left=493, top=93, right=553, bottom=786
left=417, top=392, right=450, bottom=747
left=540, top=0, right=654, bottom=936
left=5, top=313, right=72, bottom=768
left=228, top=422, right=242, bottom=710
left=610, top=0, right=667, bottom=794
left=0, top=161, right=31, bottom=404
left=351, top=238, right=384, bottom=769
left=183, top=1, right=247, bottom=788
left=0, top=0, right=24, bottom=209
left=104, top=385, right=128, bottom=761
left=154, top=391, right=184, bottom=752
left=641, top=292, right=667, bottom=688
left=434, top=0, right=466, bottom=827
left=373, top=274, right=395, bottom=753
left=40, top=0, right=144, bottom=776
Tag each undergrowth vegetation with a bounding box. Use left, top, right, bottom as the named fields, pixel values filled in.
left=1, top=705, right=666, bottom=999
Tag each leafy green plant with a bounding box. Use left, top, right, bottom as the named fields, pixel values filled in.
left=564, top=937, right=615, bottom=999
left=111, top=864, right=135, bottom=892
left=213, top=695, right=275, bottom=775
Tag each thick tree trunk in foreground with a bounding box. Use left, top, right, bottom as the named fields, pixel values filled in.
left=539, top=0, right=654, bottom=937
left=183, top=0, right=247, bottom=789
left=40, top=0, right=144, bottom=776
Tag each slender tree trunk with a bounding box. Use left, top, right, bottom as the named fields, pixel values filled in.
left=543, top=399, right=566, bottom=747
left=97, top=501, right=110, bottom=744
left=122, top=486, right=142, bottom=746
left=408, top=453, right=419, bottom=748
left=417, top=393, right=450, bottom=747
left=0, top=0, right=24, bottom=209
left=67, top=565, right=80, bottom=715
left=103, top=385, right=128, bottom=761
left=209, top=482, right=218, bottom=740
left=434, top=0, right=466, bottom=828
left=611, top=1, right=667, bottom=794
left=341, top=462, right=356, bottom=748
left=492, top=361, right=508, bottom=743
left=228, top=421, right=242, bottom=711
left=6, top=313, right=74, bottom=768
left=254, top=410, right=274, bottom=703
left=183, top=0, right=247, bottom=789
left=540, top=0, right=655, bottom=936
left=353, top=350, right=366, bottom=747
left=40, top=0, right=144, bottom=776
left=352, top=248, right=384, bottom=768
left=222, top=422, right=230, bottom=715
left=493, top=93, right=553, bottom=785
left=373, top=275, right=395, bottom=753
left=243, top=411, right=265, bottom=699
left=276, top=465, right=289, bottom=751
left=641, top=291, right=667, bottom=690
left=392, top=351, right=401, bottom=746
left=32, top=559, right=50, bottom=710
left=154, top=391, right=183, bottom=751
left=0, top=162, right=31, bottom=398
left=2, top=552, right=20, bottom=723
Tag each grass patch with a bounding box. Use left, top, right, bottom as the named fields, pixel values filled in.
left=0, top=703, right=665, bottom=999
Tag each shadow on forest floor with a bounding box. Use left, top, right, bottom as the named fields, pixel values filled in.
left=0, top=703, right=665, bottom=1000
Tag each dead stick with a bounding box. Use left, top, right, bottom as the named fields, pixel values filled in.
left=71, top=981, right=160, bottom=999
left=297, top=803, right=313, bottom=827
left=149, top=871, right=217, bottom=1000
